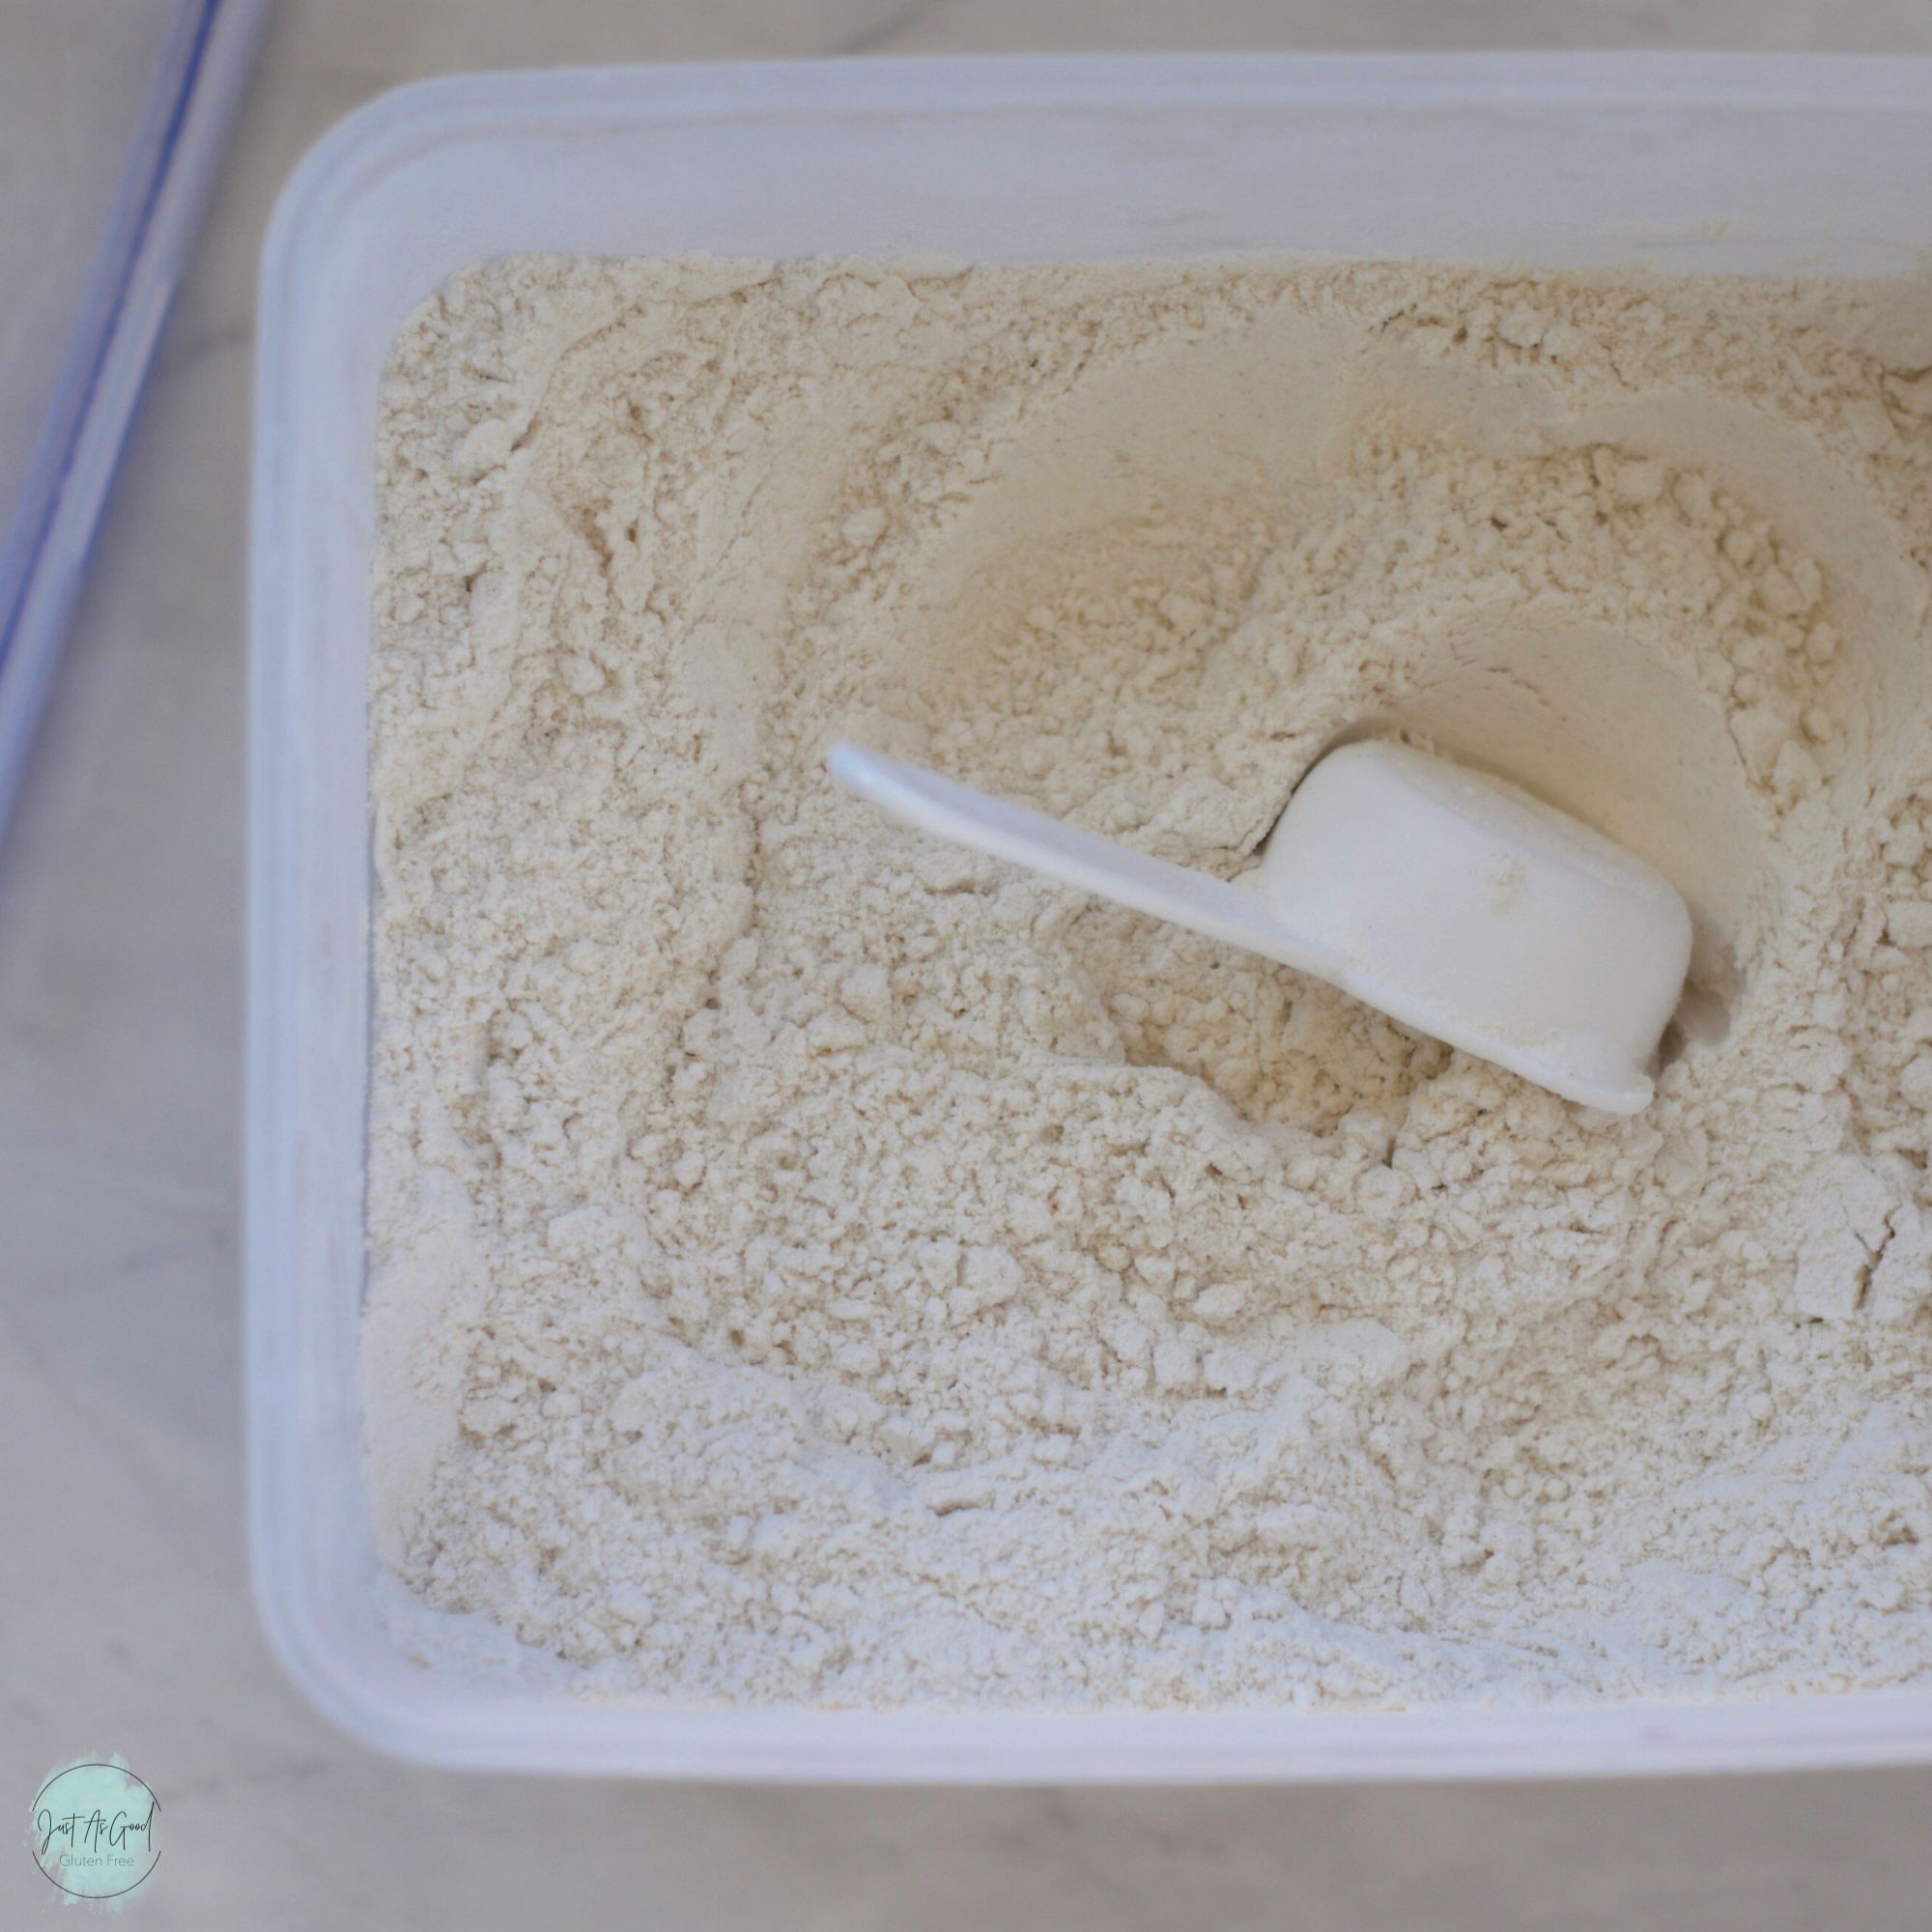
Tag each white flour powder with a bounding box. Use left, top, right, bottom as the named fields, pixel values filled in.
left=366, top=254, right=1932, bottom=1707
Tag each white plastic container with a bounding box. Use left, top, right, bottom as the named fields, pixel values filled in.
left=248, top=53, right=1932, bottom=1779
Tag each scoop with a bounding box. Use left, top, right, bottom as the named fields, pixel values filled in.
left=827, top=738, right=1692, bottom=1114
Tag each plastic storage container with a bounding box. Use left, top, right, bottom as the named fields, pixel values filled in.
left=248, top=53, right=1932, bottom=1779
left=0, top=0, right=269, bottom=836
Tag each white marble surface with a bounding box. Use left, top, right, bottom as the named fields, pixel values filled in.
left=6, top=3, right=1932, bottom=1926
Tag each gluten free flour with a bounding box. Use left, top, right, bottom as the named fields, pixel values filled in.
left=367, top=255, right=1932, bottom=1707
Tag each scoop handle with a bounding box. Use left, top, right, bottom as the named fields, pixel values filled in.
left=827, top=743, right=1342, bottom=980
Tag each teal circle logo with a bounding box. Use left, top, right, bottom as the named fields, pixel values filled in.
left=29, top=1758, right=158, bottom=1904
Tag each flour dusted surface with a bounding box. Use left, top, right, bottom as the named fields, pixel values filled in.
left=367, top=254, right=1932, bottom=1707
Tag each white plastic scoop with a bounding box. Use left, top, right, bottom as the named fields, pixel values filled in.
left=828, top=738, right=1692, bottom=1114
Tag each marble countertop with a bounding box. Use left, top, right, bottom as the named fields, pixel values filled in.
left=6, top=3, right=1932, bottom=1926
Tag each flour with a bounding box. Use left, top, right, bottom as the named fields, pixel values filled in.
left=366, top=254, right=1932, bottom=1708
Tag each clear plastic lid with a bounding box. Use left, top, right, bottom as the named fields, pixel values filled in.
left=0, top=0, right=270, bottom=837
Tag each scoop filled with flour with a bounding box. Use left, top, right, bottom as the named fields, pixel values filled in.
left=365, top=253, right=1932, bottom=1708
